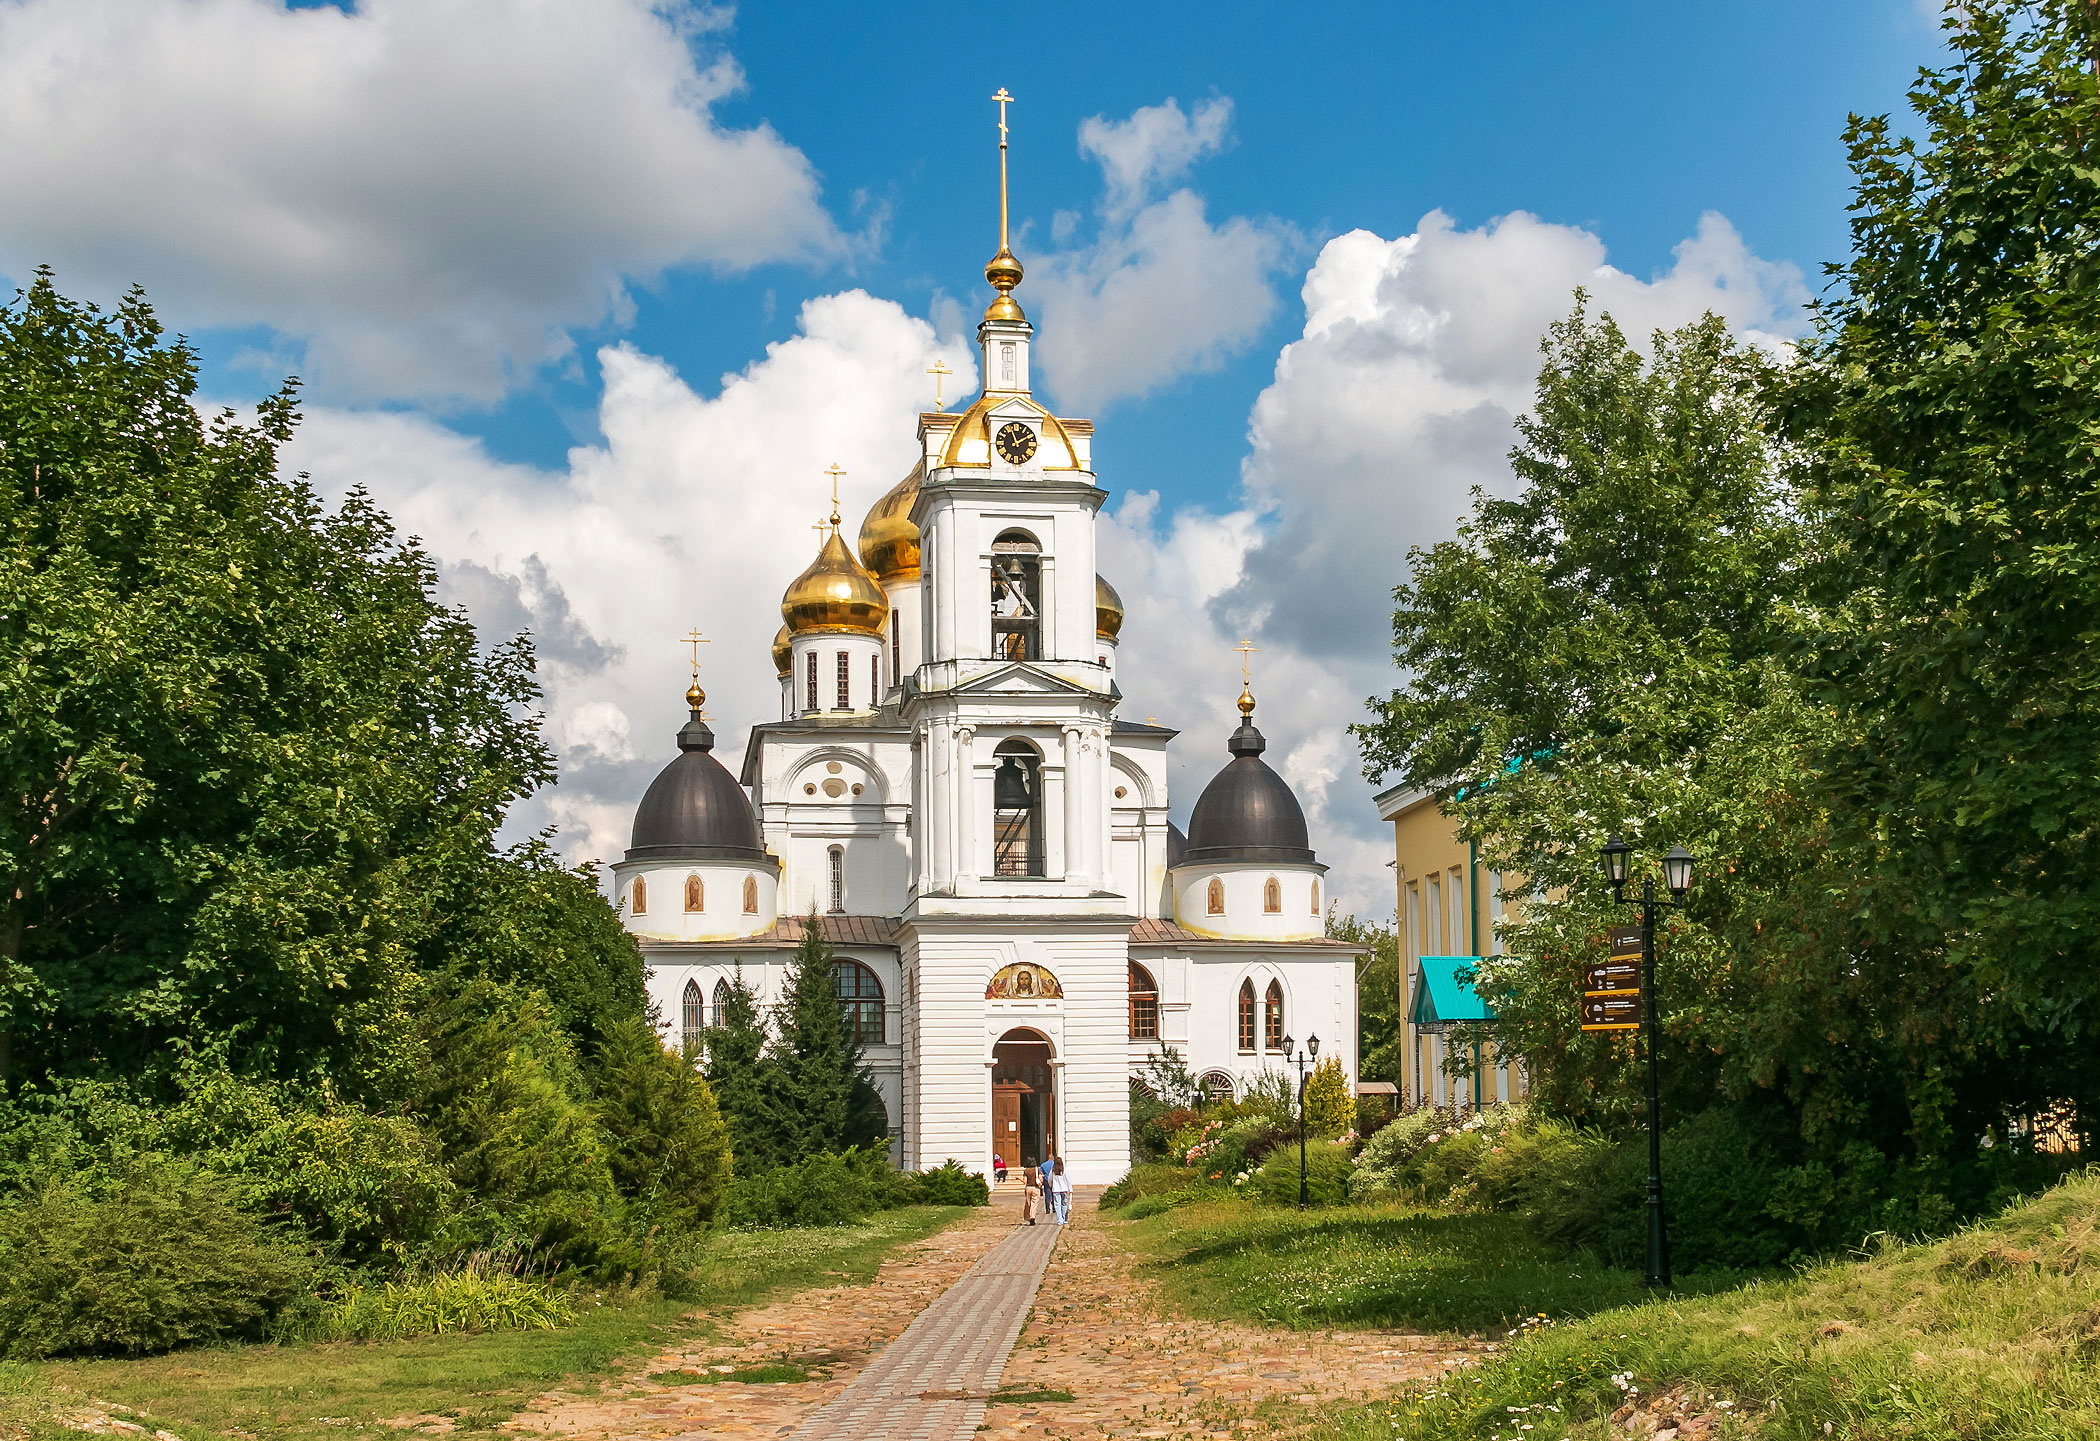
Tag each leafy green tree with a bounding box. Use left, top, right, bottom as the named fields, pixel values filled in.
left=591, top=1016, right=732, bottom=1229
left=1355, top=303, right=1813, bottom=1127
left=761, top=915, right=885, bottom=1165
left=1332, top=912, right=1403, bottom=1085
left=0, top=273, right=551, bottom=1097
left=1780, top=0, right=2100, bottom=1152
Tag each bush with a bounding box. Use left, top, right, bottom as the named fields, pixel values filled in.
left=723, top=1151, right=882, bottom=1228
left=1349, top=1105, right=1460, bottom=1197
left=912, top=1159, right=990, bottom=1207
left=0, top=1162, right=316, bottom=1359
left=1100, top=1162, right=1214, bottom=1211
left=1302, top=1057, right=1354, bottom=1138
left=1255, top=1140, right=1354, bottom=1207
left=591, top=1017, right=733, bottom=1231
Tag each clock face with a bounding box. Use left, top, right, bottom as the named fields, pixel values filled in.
left=995, top=421, right=1038, bottom=465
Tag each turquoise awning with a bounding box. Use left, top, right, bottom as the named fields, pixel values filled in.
left=1411, top=954, right=1496, bottom=1027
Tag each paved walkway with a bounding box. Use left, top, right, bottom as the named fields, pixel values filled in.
left=783, top=1215, right=1062, bottom=1440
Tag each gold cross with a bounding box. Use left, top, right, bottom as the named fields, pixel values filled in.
left=1233, top=637, right=1260, bottom=685
left=927, top=359, right=953, bottom=410
left=682, top=627, right=710, bottom=681
left=823, top=462, right=846, bottom=526
left=992, top=87, right=1013, bottom=145
left=991, top=88, right=1015, bottom=252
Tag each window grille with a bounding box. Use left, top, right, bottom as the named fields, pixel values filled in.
left=681, top=979, right=704, bottom=1051
left=828, top=846, right=844, bottom=913
left=1265, top=980, right=1284, bottom=1051
left=1128, top=962, right=1159, bottom=1040
left=1237, top=980, right=1256, bottom=1053
left=805, top=651, right=817, bottom=713
left=836, top=649, right=850, bottom=709
left=833, top=959, right=885, bottom=1045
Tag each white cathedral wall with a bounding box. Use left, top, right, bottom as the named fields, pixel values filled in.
left=761, top=740, right=915, bottom=917
left=884, top=577, right=922, bottom=691
left=1170, top=863, right=1329, bottom=943
left=612, top=860, right=779, bottom=942
left=786, top=632, right=885, bottom=717
left=1132, top=946, right=1360, bottom=1103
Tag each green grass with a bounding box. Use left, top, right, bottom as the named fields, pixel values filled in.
left=649, top=1362, right=811, bottom=1384
left=1119, top=1196, right=1741, bottom=1334
left=989, top=1387, right=1075, bottom=1404
left=1299, top=1168, right=2100, bottom=1441
left=0, top=1206, right=968, bottom=1441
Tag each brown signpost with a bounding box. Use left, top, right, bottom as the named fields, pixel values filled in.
left=1581, top=924, right=1645, bottom=1032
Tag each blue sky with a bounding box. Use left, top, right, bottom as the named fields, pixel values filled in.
left=0, top=0, right=1955, bottom=913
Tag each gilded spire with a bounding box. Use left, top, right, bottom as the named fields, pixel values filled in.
left=983, top=87, right=1025, bottom=325
left=1233, top=637, right=1260, bottom=717
left=682, top=627, right=710, bottom=716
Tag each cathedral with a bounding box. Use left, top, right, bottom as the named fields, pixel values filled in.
left=613, top=105, right=1362, bottom=1184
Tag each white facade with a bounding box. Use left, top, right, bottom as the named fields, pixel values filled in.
left=619, top=231, right=1362, bottom=1185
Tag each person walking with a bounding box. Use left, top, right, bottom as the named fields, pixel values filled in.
left=1021, top=1164, right=1041, bottom=1225
left=1050, top=1156, right=1073, bottom=1224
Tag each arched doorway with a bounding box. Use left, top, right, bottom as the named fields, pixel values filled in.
left=992, top=1029, right=1054, bottom=1172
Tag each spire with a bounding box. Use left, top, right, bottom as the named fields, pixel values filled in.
left=1230, top=637, right=1264, bottom=754
left=682, top=627, right=710, bottom=717
left=983, top=87, right=1025, bottom=325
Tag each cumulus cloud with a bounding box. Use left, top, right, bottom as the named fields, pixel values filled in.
left=0, top=0, right=839, bottom=403
left=282, top=291, right=974, bottom=861
left=1031, top=97, right=1297, bottom=413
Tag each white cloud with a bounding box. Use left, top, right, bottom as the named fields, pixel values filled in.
left=0, top=0, right=838, bottom=403
left=282, top=290, right=974, bottom=862
left=1030, top=97, right=1297, bottom=414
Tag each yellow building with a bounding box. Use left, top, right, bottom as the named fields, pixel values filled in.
left=1373, top=785, right=1522, bottom=1112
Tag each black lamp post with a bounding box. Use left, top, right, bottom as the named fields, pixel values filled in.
left=1280, top=1032, right=1320, bottom=1209
left=1600, top=835, right=1694, bottom=1289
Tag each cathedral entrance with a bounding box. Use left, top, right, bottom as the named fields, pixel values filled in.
left=991, top=1030, right=1054, bottom=1172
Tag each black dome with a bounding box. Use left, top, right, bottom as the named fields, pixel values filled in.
left=1165, top=820, right=1188, bottom=870
left=626, top=714, right=770, bottom=863
left=1181, top=713, right=1316, bottom=866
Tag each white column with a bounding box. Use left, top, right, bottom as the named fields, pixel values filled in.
left=1043, top=758, right=1067, bottom=880
left=1062, top=726, right=1084, bottom=884
left=954, top=727, right=976, bottom=883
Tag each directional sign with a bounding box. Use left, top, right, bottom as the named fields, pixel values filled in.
left=1609, top=925, right=1643, bottom=959
left=1580, top=992, right=1642, bottom=1031
left=1583, top=961, right=1642, bottom=993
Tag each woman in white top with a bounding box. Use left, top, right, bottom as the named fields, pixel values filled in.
left=1049, top=1156, right=1073, bottom=1224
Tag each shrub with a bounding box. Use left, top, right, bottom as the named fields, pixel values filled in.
left=1302, top=1058, right=1354, bottom=1138
left=0, top=1163, right=315, bottom=1359
left=1100, top=1162, right=1213, bottom=1210
left=1349, top=1105, right=1459, bottom=1196
left=1255, top=1139, right=1354, bottom=1206
left=591, top=1017, right=733, bottom=1231
left=913, top=1159, right=990, bottom=1207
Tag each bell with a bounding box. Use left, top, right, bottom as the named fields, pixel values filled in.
left=993, top=755, right=1034, bottom=810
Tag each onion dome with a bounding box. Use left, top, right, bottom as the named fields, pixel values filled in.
left=1166, top=820, right=1188, bottom=870
left=628, top=693, right=769, bottom=862
left=770, top=624, right=792, bottom=677
left=1096, top=574, right=1124, bottom=640
left=857, top=461, right=922, bottom=582
left=1180, top=690, right=1316, bottom=866
left=782, top=522, right=889, bottom=637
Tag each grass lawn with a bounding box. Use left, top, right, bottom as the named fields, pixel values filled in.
left=1119, top=1196, right=1742, bottom=1335
left=1292, top=1169, right=2100, bottom=1440
left=0, top=1205, right=969, bottom=1441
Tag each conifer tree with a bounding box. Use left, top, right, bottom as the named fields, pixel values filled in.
left=763, top=913, right=886, bottom=1161
left=701, top=968, right=780, bottom=1170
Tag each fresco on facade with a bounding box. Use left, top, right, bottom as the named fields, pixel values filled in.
left=985, top=962, right=1064, bottom=1000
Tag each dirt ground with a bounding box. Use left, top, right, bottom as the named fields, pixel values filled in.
left=503, top=1187, right=1478, bottom=1440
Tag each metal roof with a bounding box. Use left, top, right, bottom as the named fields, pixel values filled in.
left=1411, top=954, right=1498, bottom=1027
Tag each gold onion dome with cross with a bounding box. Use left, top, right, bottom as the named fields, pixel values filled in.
left=856, top=460, right=922, bottom=582
left=783, top=467, right=889, bottom=638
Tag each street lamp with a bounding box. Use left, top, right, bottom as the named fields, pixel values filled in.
left=1280, top=1032, right=1321, bottom=1210
left=1598, top=836, right=1695, bottom=1290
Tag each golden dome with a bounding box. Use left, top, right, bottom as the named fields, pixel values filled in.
left=770, top=624, right=792, bottom=676
left=936, top=391, right=1081, bottom=470
left=983, top=246, right=1026, bottom=325
left=782, top=526, right=889, bottom=637
left=1095, top=574, right=1124, bottom=640
left=857, top=461, right=923, bottom=581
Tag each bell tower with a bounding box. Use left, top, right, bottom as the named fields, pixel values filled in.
left=901, top=88, right=1120, bottom=916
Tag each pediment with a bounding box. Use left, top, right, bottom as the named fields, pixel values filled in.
left=954, top=662, right=1097, bottom=697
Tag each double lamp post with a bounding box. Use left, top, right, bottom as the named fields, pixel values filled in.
left=1595, top=836, right=1694, bottom=1290
left=1280, top=1031, right=1319, bottom=1210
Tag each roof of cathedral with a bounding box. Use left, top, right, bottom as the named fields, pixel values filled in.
left=857, top=461, right=922, bottom=582
left=1165, top=820, right=1187, bottom=870
left=1128, top=918, right=1357, bottom=949
left=782, top=512, right=889, bottom=637
left=642, top=915, right=1358, bottom=952
left=627, top=705, right=773, bottom=864
left=1179, top=692, right=1317, bottom=868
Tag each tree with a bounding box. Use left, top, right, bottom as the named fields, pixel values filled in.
left=761, top=915, right=886, bottom=1164
left=1332, top=912, right=1403, bottom=1085
left=1781, top=0, right=2100, bottom=1153
left=0, top=273, right=553, bottom=1097
left=591, top=1016, right=733, bottom=1230
left=1301, top=1057, right=1353, bottom=1139
left=701, top=968, right=778, bottom=1168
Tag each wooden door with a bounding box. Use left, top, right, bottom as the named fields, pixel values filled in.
left=992, top=1084, right=1024, bottom=1170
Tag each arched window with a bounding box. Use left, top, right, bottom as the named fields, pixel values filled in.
left=805, top=650, right=818, bottom=713
left=833, top=959, right=885, bottom=1045
left=1237, top=979, right=1257, bottom=1053
left=835, top=649, right=851, bottom=709
left=684, top=874, right=704, bottom=913
left=992, top=738, right=1044, bottom=877
left=742, top=875, right=759, bottom=915
left=711, top=979, right=730, bottom=1028
left=1207, top=877, right=1225, bottom=915
left=631, top=875, right=647, bottom=915
left=871, top=652, right=881, bottom=704
left=828, top=846, right=845, bottom=913
left=1311, top=877, right=1320, bottom=915
left=990, top=530, right=1041, bottom=661
left=1263, top=876, right=1282, bottom=913
left=1201, top=1071, right=1236, bottom=1104
left=681, top=978, right=704, bottom=1051
left=1128, top=962, right=1159, bottom=1040
left=1265, top=979, right=1285, bottom=1051
left=890, top=610, right=901, bottom=683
